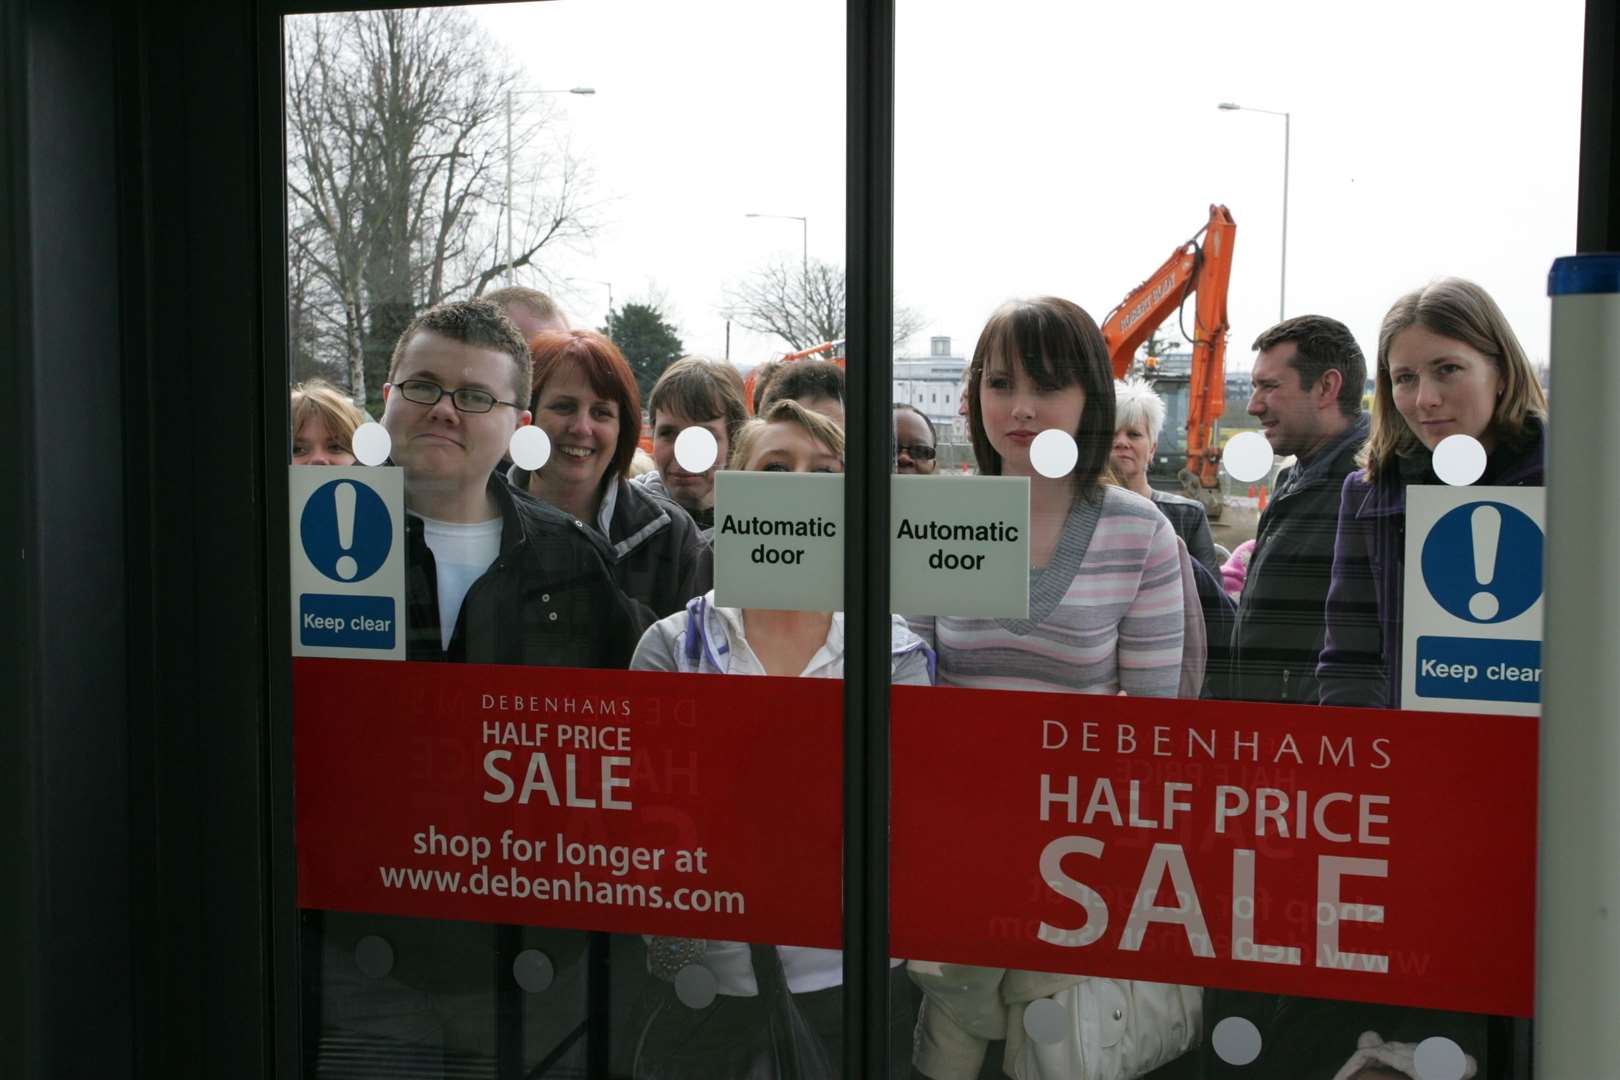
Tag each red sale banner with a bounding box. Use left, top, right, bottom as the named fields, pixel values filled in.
left=889, top=685, right=1537, bottom=1018
left=293, top=658, right=842, bottom=948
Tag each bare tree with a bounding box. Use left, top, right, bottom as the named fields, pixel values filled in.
left=284, top=9, right=598, bottom=412
left=724, top=254, right=925, bottom=354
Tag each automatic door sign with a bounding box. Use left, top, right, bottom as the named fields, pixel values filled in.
left=290, top=466, right=405, bottom=660
left=713, top=472, right=843, bottom=612
left=891, top=475, right=1030, bottom=617
left=1402, top=486, right=1545, bottom=714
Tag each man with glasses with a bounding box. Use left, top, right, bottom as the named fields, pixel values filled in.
left=320, top=299, right=637, bottom=1075
left=894, top=403, right=938, bottom=475
left=379, top=298, right=639, bottom=664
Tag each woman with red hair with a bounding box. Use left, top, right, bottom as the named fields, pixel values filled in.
left=516, top=329, right=709, bottom=624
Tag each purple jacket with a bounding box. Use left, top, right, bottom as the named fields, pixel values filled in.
left=1316, top=418, right=1545, bottom=709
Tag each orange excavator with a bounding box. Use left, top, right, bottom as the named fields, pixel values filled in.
left=1098, top=203, right=1236, bottom=518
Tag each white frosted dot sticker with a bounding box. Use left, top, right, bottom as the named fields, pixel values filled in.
left=512, top=949, right=555, bottom=993
left=674, top=425, right=720, bottom=474
left=351, top=421, right=391, bottom=467
left=354, top=936, right=394, bottom=979
left=1211, top=1016, right=1262, bottom=1066
left=673, top=964, right=717, bottom=1010
left=1432, top=433, right=1487, bottom=486
left=1030, top=428, right=1078, bottom=479
left=1223, top=430, right=1275, bottom=484
left=1413, top=1036, right=1469, bottom=1080
left=510, top=425, right=551, bottom=471
left=1021, top=997, right=1068, bottom=1045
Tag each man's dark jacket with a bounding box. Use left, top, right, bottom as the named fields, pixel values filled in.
left=403, top=474, right=642, bottom=665
left=1226, top=414, right=1369, bottom=704
left=321, top=476, right=641, bottom=1046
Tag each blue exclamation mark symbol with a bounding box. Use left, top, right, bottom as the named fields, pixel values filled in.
left=301, top=477, right=391, bottom=585
left=1468, top=505, right=1501, bottom=620
left=333, top=481, right=359, bottom=581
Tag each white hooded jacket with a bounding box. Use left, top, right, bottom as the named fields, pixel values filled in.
left=629, top=591, right=934, bottom=995
left=631, top=591, right=935, bottom=684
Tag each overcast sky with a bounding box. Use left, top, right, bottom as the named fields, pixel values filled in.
left=472, top=0, right=1584, bottom=374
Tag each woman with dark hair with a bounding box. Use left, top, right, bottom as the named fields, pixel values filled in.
left=909, top=298, right=1200, bottom=1080
left=517, top=329, right=709, bottom=623
left=922, top=297, right=1192, bottom=696
left=1317, top=277, right=1548, bottom=709
left=893, top=402, right=938, bottom=474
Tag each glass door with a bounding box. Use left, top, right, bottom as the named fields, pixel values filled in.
left=886, top=1, right=1577, bottom=1077
left=277, top=2, right=873, bottom=1074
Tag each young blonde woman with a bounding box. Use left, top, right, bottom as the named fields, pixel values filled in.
left=1317, top=277, right=1548, bottom=709
left=290, top=378, right=364, bottom=465
left=908, top=298, right=1199, bottom=1080
left=629, top=398, right=933, bottom=1077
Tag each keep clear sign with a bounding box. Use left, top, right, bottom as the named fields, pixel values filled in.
left=892, top=475, right=1029, bottom=617
left=289, top=466, right=406, bottom=660
left=1403, top=485, right=1545, bottom=714
left=713, top=471, right=842, bottom=612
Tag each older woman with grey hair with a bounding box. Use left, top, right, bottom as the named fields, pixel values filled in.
left=1111, top=376, right=1219, bottom=572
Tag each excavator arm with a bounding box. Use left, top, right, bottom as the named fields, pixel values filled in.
left=1099, top=204, right=1236, bottom=508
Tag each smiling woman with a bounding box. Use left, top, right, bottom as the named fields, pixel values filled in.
left=518, top=329, right=711, bottom=622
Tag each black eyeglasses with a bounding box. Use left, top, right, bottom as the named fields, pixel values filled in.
left=895, top=443, right=937, bottom=461
left=393, top=378, right=524, bottom=415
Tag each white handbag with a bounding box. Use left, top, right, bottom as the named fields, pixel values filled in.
left=1015, top=979, right=1202, bottom=1080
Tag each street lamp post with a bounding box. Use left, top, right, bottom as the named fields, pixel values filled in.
left=505, top=86, right=596, bottom=286
left=1218, top=102, right=1290, bottom=322
left=745, top=212, right=808, bottom=280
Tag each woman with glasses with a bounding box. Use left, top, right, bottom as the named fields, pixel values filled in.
left=894, top=403, right=939, bottom=474
left=515, top=329, right=709, bottom=625
left=629, top=398, right=933, bottom=1079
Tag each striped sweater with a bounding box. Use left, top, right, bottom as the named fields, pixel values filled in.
left=910, top=485, right=1185, bottom=697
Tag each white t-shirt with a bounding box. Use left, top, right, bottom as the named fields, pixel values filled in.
left=415, top=514, right=503, bottom=651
